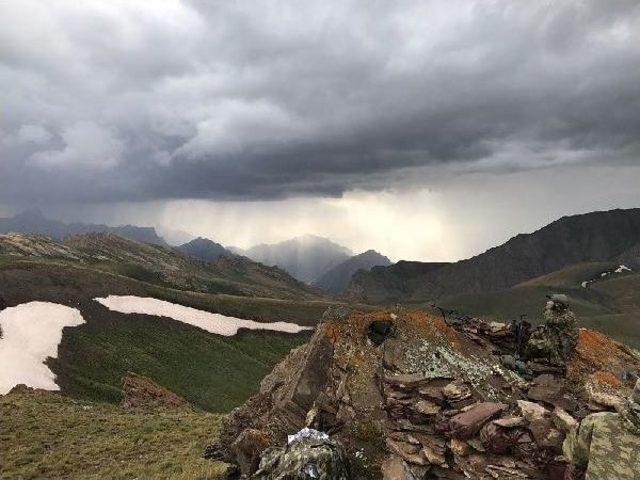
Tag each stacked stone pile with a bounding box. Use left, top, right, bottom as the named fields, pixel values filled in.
left=206, top=307, right=640, bottom=479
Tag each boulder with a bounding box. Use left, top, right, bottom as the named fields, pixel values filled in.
left=381, top=455, right=418, bottom=480
left=442, top=381, right=472, bottom=402
left=479, top=420, right=534, bottom=455
left=412, top=399, right=441, bottom=415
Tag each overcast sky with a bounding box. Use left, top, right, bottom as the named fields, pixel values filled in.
left=1, top=0, right=640, bottom=261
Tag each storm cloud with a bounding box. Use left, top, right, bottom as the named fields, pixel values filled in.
left=1, top=0, right=639, bottom=204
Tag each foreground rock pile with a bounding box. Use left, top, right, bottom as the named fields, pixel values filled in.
left=206, top=307, right=640, bottom=479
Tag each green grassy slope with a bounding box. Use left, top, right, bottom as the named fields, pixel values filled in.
left=436, top=262, right=640, bottom=348
left=51, top=299, right=309, bottom=412
left=0, top=390, right=226, bottom=480
left=0, top=258, right=334, bottom=411
left=0, top=257, right=333, bottom=324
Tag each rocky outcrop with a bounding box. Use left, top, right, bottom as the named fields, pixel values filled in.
left=120, top=372, right=190, bottom=410
left=206, top=307, right=640, bottom=479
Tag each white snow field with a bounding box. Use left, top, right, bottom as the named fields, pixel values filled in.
left=94, top=295, right=313, bottom=336
left=0, top=302, right=85, bottom=394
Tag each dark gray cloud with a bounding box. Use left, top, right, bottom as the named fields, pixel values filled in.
left=1, top=0, right=640, bottom=203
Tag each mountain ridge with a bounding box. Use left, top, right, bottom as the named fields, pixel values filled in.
left=0, top=231, right=320, bottom=300
left=313, top=249, right=391, bottom=293
left=0, top=209, right=166, bottom=245
left=349, top=208, right=640, bottom=303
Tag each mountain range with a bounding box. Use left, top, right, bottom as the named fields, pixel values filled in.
left=0, top=232, right=318, bottom=300
left=1, top=207, right=639, bottom=432
left=349, top=208, right=640, bottom=303
left=0, top=209, right=166, bottom=245
left=0, top=211, right=390, bottom=291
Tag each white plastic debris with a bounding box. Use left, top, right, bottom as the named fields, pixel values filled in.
left=287, top=428, right=329, bottom=445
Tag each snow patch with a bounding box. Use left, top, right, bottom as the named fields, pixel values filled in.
left=580, top=264, right=633, bottom=287
left=94, top=295, right=312, bottom=336
left=0, top=302, right=85, bottom=394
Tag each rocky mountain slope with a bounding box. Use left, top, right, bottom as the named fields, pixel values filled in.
left=209, top=306, right=640, bottom=479
left=349, top=208, right=640, bottom=303
left=240, top=234, right=352, bottom=283
left=313, top=249, right=392, bottom=293
left=0, top=209, right=166, bottom=245
left=0, top=232, right=319, bottom=299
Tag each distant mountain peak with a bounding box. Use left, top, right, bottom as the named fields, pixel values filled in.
left=243, top=235, right=353, bottom=283
left=176, top=236, right=230, bottom=263
left=313, top=249, right=392, bottom=294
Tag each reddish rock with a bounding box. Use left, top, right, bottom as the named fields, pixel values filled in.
left=449, top=402, right=507, bottom=439
left=120, top=372, right=190, bottom=410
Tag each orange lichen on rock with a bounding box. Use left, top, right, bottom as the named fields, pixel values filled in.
left=403, top=310, right=464, bottom=350
left=567, top=328, right=640, bottom=389
left=589, top=370, right=622, bottom=388
left=322, top=309, right=467, bottom=353
left=323, top=322, right=341, bottom=346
